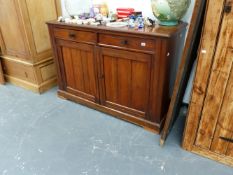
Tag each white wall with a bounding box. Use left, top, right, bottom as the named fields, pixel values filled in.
left=183, top=0, right=195, bottom=23
left=60, top=0, right=195, bottom=23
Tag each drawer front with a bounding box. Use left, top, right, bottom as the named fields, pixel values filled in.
left=53, top=28, right=97, bottom=43
left=99, top=34, right=155, bottom=52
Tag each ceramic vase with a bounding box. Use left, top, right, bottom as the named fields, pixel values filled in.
left=151, top=0, right=191, bottom=26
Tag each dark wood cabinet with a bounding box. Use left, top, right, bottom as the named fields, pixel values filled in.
left=47, top=22, right=186, bottom=133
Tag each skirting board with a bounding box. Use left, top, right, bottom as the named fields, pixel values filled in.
left=1, top=56, right=57, bottom=93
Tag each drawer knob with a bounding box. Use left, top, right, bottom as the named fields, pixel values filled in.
left=69, top=32, right=76, bottom=38
left=121, top=40, right=128, bottom=45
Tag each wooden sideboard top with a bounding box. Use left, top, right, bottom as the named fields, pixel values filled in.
left=47, top=21, right=187, bottom=38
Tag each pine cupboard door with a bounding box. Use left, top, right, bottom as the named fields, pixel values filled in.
left=195, top=49, right=233, bottom=156
left=99, top=47, right=152, bottom=119
left=194, top=3, right=233, bottom=158
left=0, top=0, right=29, bottom=59
left=210, top=50, right=233, bottom=157
left=24, top=0, right=60, bottom=61
left=56, top=40, right=99, bottom=103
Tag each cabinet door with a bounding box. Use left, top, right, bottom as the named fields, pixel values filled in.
left=99, top=47, right=152, bottom=119
left=0, top=0, right=29, bottom=59
left=210, top=50, right=233, bottom=156
left=25, top=0, right=59, bottom=56
left=195, top=49, right=233, bottom=156
left=57, top=40, right=99, bottom=103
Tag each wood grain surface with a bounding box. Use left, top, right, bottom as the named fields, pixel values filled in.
left=183, top=0, right=233, bottom=167
left=47, top=21, right=187, bottom=133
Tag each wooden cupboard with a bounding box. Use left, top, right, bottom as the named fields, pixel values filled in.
left=0, top=0, right=61, bottom=93
left=47, top=22, right=187, bottom=133
left=183, top=0, right=233, bottom=167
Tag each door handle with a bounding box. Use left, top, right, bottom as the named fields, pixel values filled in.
left=219, top=136, right=233, bottom=143
left=120, top=40, right=128, bottom=45
left=68, top=32, right=76, bottom=38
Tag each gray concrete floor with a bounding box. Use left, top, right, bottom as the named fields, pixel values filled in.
left=0, top=84, right=232, bottom=175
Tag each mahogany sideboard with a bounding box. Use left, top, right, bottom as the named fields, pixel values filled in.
left=47, top=21, right=187, bottom=133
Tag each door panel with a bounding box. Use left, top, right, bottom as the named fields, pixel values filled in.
left=62, top=47, right=75, bottom=88
left=210, top=50, right=233, bottom=155
left=0, top=0, right=29, bottom=58
left=117, top=58, right=131, bottom=107
left=25, top=0, right=58, bottom=53
left=194, top=2, right=233, bottom=159
left=226, top=142, right=233, bottom=156
left=58, top=41, right=98, bottom=102
left=71, top=49, right=85, bottom=92
left=195, top=47, right=233, bottom=149
left=103, top=56, right=118, bottom=103
left=100, top=47, right=151, bottom=118
left=131, top=61, right=150, bottom=112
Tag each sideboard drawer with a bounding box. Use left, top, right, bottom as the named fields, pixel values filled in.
left=99, top=34, right=155, bottom=52
left=53, top=28, right=97, bottom=43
